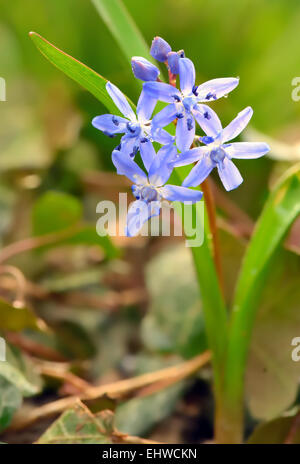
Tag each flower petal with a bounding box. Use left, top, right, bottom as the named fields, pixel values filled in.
left=152, top=103, right=177, bottom=128
left=150, top=36, right=172, bottom=62
left=225, top=142, right=270, bottom=159
left=136, top=89, right=157, bottom=122
left=151, top=127, right=175, bottom=145
left=182, top=156, right=214, bottom=187
left=172, top=146, right=208, bottom=167
left=139, top=139, right=156, bottom=171
left=193, top=104, right=222, bottom=137
left=126, top=200, right=161, bottom=237
left=167, top=51, right=180, bottom=74
left=176, top=115, right=195, bottom=152
left=222, top=107, right=253, bottom=142
left=148, top=144, right=177, bottom=186
left=131, top=57, right=160, bottom=82
left=196, top=77, right=239, bottom=102
left=179, top=58, right=195, bottom=95
left=160, top=185, right=203, bottom=203
left=106, top=82, right=136, bottom=120
left=217, top=158, right=243, bottom=191
left=112, top=150, right=147, bottom=184
left=120, top=135, right=139, bottom=157
left=143, top=82, right=181, bottom=103
left=92, top=114, right=127, bottom=135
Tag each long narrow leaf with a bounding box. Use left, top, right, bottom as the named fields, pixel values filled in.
left=224, top=164, right=300, bottom=422
left=29, top=32, right=121, bottom=114
left=91, top=0, right=155, bottom=66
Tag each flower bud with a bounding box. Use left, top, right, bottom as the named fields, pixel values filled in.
left=150, top=36, right=172, bottom=62
left=131, top=57, right=160, bottom=81
left=167, top=50, right=185, bottom=74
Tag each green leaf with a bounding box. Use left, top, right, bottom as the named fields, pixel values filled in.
left=142, top=244, right=207, bottom=357
left=246, top=248, right=300, bottom=420
left=0, top=377, right=22, bottom=432
left=248, top=411, right=300, bottom=444
left=91, top=0, right=156, bottom=67
left=0, top=345, right=42, bottom=397
left=0, top=297, right=42, bottom=332
left=37, top=402, right=116, bottom=444
left=29, top=32, right=122, bottom=114
left=224, top=165, right=300, bottom=420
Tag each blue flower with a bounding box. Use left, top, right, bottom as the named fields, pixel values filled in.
left=172, top=107, right=270, bottom=191
left=92, top=82, right=173, bottom=165
left=143, top=58, right=239, bottom=152
left=112, top=144, right=203, bottom=236
left=131, top=57, right=160, bottom=81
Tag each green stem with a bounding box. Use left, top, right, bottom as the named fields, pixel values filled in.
left=174, top=168, right=228, bottom=395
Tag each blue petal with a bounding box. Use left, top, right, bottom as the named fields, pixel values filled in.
left=196, top=77, right=239, bottom=102
left=112, top=150, right=147, bottom=184
left=152, top=103, right=177, bottom=128
left=167, top=52, right=180, bottom=74
left=217, top=158, right=243, bottom=191
left=225, top=142, right=270, bottom=159
left=176, top=115, right=195, bottom=152
left=151, top=126, right=175, bottom=145
left=106, top=82, right=136, bottom=120
left=126, top=200, right=161, bottom=236
left=193, top=104, right=222, bottom=138
left=139, top=139, right=156, bottom=171
left=120, top=135, right=139, bottom=157
left=92, top=114, right=127, bottom=135
left=182, top=156, right=214, bottom=187
left=221, top=107, right=253, bottom=142
left=160, top=185, right=203, bottom=203
left=150, top=36, right=172, bottom=62
left=137, top=90, right=157, bottom=122
left=171, top=146, right=207, bottom=167
left=143, top=82, right=181, bottom=103
left=131, top=57, right=160, bottom=82
left=179, top=58, right=195, bottom=95
left=148, top=144, right=177, bottom=186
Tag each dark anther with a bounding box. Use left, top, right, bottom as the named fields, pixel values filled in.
left=204, top=111, right=211, bottom=120
left=176, top=113, right=184, bottom=119
left=140, top=137, right=149, bottom=143
left=173, top=94, right=181, bottom=102
left=192, top=85, right=198, bottom=96
left=178, top=49, right=185, bottom=58
left=202, top=136, right=214, bottom=144
left=130, top=146, right=139, bottom=158
left=112, top=116, right=119, bottom=126
left=187, top=118, right=193, bottom=131
left=115, top=144, right=121, bottom=151
left=126, top=122, right=136, bottom=133
left=206, top=92, right=217, bottom=100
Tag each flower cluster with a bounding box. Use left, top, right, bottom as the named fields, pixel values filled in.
left=92, top=37, right=270, bottom=236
